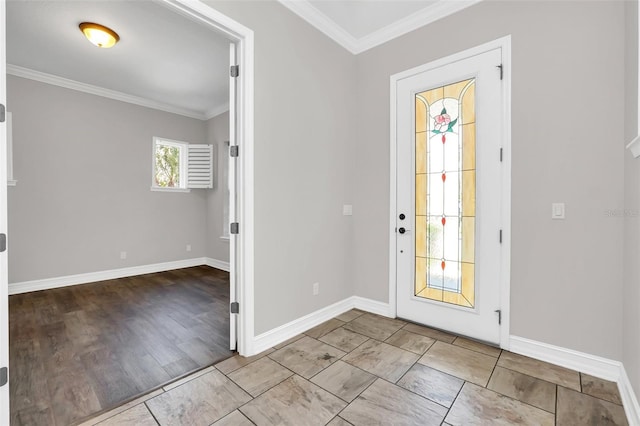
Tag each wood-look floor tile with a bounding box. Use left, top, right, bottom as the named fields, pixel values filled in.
left=97, top=404, right=157, bottom=426
left=385, top=329, right=435, bottom=354
left=304, top=319, right=346, bottom=339
left=340, top=378, right=447, bottom=426
left=228, top=357, right=294, bottom=397
left=335, top=309, right=366, bottom=323
left=212, top=410, right=254, bottom=425
left=146, top=369, right=251, bottom=426
left=418, top=341, right=497, bottom=386
left=327, top=416, right=353, bottom=426
left=268, top=336, right=345, bottom=379
left=396, top=363, right=464, bottom=408
left=47, top=365, right=103, bottom=426
left=10, top=406, right=55, bottom=426
left=497, top=351, right=581, bottom=391
left=487, top=366, right=556, bottom=413
left=273, top=334, right=304, bottom=349
left=310, top=360, right=376, bottom=402
left=402, top=323, right=456, bottom=343
left=453, top=336, right=501, bottom=357
left=445, top=382, right=555, bottom=425
left=239, top=375, right=346, bottom=425
left=342, top=339, right=419, bottom=382
left=319, top=328, right=369, bottom=352
left=581, top=373, right=623, bottom=405
left=342, top=314, right=405, bottom=341
left=215, top=348, right=275, bottom=375
left=556, top=386, right=628, bottom=426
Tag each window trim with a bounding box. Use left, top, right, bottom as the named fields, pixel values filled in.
left=151, top=136, right=190, bottom=192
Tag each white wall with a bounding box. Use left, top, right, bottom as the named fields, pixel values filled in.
left=624, top=0, right=640, bottom=397
left=7, top=75, right=219, bottom=283
left=206, top=111, right=230, bottom=262
left=353, top=0, right=626, bottom=360
left=205, top=0, right=358, bottom=335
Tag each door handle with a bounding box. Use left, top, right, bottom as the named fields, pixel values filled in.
left=398, top=227, right=410, bottom=234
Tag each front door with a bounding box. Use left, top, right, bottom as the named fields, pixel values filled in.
left=395, top=45, right=507, bottom=345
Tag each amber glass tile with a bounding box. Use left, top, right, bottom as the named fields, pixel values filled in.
left=443, top=291, right=473, bottom=308
left=461, top=83, right=475, bottom=125
left=417, top=286, right=443, bottom=302
left=462, top=124, right=476, bottom=171
left=415, top=257, right=427, bottom=295
left=416, top=133, right=427, bottom=174
left=416, top=174, right=426, bottom=216
left=416, top=97, right=428, bottom=133
left=462, top=171, right=475, bottom=217
left=416, top=216, right=427, bottom=258
left=461, top=217, right=475, bottom=264
left=461, top=263, right=475, bottom=307
left=443, top=79, right=473, bottom=100
left=419, top=87, right=443, bottom=107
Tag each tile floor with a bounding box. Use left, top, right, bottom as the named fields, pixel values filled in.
left=79, top=310, right=629, bottom=426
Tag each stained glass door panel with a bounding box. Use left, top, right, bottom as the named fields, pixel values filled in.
left=414, top=80, right=476, bottom=308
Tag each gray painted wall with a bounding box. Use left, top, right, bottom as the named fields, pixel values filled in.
left=205, top=1, right=357, bottom=335
left=624, top=0, right=640, bottom=397
left=206, top=111, right=230, bottom=262
left=6, top=75, right=226, bottom=283
left=353, top=1, right=626, bottom=360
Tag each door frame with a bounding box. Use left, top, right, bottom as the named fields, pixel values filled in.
left=146, top=0, right=256, bottom=356
left=389, top=36, right=512, bottom=349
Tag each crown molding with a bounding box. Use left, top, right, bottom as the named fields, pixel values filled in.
left=278, top=0, right=482, bottom=55
left=278, top=0, right=360, bottom=54
left=205, top=102, right=230, bottom=120
left=7, top=64, right=211, bottom=121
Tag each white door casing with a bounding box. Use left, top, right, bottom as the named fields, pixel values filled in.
left=391, top=38, right=511, bottom=347
left=229, top=42, right=238, bottom=350
left=0, top=0, right=9, bottom=420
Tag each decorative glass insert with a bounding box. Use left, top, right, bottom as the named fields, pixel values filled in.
left=414, top=79, right=476, bottom=308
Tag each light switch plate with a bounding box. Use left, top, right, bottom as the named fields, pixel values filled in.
left=343, top=204, right=353, bottom=216
left=552, top=203, right=565, bottom=219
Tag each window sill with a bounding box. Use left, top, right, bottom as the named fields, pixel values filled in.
left=7, top=180, right=17, bottom=187
left=150, top=186, right=191, bottom=193
left=220, top=236, right=230, bottom=242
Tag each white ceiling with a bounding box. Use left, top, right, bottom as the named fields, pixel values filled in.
left=6, top=0, right=231, bottom=120
left=279, top=0, right=481, bottom=54
left=6, top=0, right=480, bottom=118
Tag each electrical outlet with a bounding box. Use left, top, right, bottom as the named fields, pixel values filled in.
left=120, top=251, right=127, bottom=260
left=186, top=244, right=192, bottom=252
left=313, top=282, right=319, bottom=295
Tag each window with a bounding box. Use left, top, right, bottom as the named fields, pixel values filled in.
left=152, top=137, right=213, bottom=191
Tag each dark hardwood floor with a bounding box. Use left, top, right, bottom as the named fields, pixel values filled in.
left=9, top=265, right=232, bottom=426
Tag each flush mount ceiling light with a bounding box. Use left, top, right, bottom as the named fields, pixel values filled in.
left=79, top=22, right=120, bottom=48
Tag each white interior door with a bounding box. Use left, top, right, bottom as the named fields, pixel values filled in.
left=0, top=0, right=9, bottom=420
left=395, top=47, right=505, bottom=345
left=228, top=42, right=238, bottom=351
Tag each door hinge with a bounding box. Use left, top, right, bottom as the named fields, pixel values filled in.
left=230, top=222, right=239, bottom=235
left=230, top=302, right=239, bottom=314
left=230, top=145, right=239, bottom=157
left=0, top=366, right=7, bottom=387
left=499, top=229, right=503, bottom=244
left=0, top=104, right=5, bottom=123
left=500, top=147, right=503, bottom=162
left=496, top=64, right=503, bottom=80
left=494, top=309, right=502, bottom=325
left=0, top=233, right=6, bottom=252
left=230, top=65, right=239, bottom=78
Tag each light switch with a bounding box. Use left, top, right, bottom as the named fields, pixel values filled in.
left=552, top=203, right=565, bottom=219
left=343, top=204, right=353, bottom=216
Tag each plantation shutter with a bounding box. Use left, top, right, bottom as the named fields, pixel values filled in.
left=187, top=144, right=214, bottom=189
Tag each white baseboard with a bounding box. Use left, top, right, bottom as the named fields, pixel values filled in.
left=204, top=257, right=230, bottom=272
left=8, top=257, right=230, bottom=295
left=510, top=335, right=639, bottom=425
left=619, top=365, right=640, bottom=426
left=352, top=296, right=392, bottom=317
left=251, top=296, right=391, bottom=355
